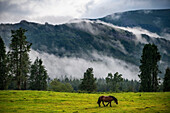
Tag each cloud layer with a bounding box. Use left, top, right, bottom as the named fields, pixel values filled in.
left=95, top=20, right=161, bottom=43
left=29, top=49, right=139, bottom=80
left=68, top=19, right=161, bottom=43
left=0, top=0, right=170, bottom=24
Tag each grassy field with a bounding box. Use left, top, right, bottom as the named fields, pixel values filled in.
left=0, top=91, right=170, bottom=113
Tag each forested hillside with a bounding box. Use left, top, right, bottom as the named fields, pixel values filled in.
left=98, top=9, right=170, bottom=35
left=0, top=9, right=169, bottom=79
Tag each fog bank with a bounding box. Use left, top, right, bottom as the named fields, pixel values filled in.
left=30, top=50, right=139, bottom=80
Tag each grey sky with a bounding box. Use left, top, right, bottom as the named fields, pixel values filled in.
left=0, top=0, right=170, bottom=24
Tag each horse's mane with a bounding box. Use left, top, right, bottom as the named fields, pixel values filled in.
left=109, top=96, right=117, bottom=101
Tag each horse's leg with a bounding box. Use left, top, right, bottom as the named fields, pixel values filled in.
left=99, top=102, right=101, bottom=107
left=110, top=102, right=112, bottom=107
left=106, top=102, right=109, bottom=106
left=102, top=101, right=105, bottom=107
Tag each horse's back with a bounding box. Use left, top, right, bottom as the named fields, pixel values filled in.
left=102, top=96, right=113, bottom=102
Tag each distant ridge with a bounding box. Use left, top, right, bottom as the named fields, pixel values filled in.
left=98, top=9, right=170, bottom=35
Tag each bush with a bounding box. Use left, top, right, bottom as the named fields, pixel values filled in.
left=49, top=78, right=73, bottom=92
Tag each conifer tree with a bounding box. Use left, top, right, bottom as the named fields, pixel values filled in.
left=163, top=67, right=170, bottom=92
left=29, top=57, right=48, bottom=90
left=9, top=28, right=32, bottom=89
left=0, top=36, right=10, bottom=89
left=106, top=72, right=123, bottom=92
left=139, top=44, right=161, bottom=92
left=79, top=68, right=96, bottom=92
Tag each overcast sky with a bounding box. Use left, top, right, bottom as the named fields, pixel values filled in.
left=0, top=0, right=170, bottom=24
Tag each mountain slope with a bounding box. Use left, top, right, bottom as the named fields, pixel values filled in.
left=0, top=9, right=169, bottom=79
left=0, top=20, right=141, bottom=64
left=98, top=9, right=170, bottom=36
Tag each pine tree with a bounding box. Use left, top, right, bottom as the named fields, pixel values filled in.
left=163, top=67, right=170, bottom=92
left=29, top=57, right=48, bottom=90
left=139, top=44, right=161, bottom=92
left=106, top=72, right=123, bottom=92
left=79, top=68, right=96, bottom=92
left=9, top=28, right=32, bottom=89
left=0, top=36, right=10, bottom=89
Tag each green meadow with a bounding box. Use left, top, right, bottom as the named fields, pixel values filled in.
left=0, top=91, right=170, bottom=113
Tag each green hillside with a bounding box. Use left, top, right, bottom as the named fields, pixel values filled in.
left=0, top=91, right=169, bottom=113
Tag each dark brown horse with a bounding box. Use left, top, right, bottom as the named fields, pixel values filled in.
left=97, top=96, right=118, bottom=107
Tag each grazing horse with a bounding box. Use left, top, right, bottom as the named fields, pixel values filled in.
left=97, top=96, right=118, bottom=107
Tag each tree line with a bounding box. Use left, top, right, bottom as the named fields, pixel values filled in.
left=53, top=70, right=140, bottom=92
left=0, top=28, right=170, bottom=92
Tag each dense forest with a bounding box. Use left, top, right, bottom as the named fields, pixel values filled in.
left=0, top=28, right=169, bottom=92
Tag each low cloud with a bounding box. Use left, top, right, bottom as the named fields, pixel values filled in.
left=67, top=19, right=161, bottom=43
left=161, top=33, right=170, bottom=41
left=67, top=19, right=101, bottom=35
left=106, top=13, right=122, bottom=20
left=95, top=20, right=161, bottom=43
left=29, top=49, right=139, bottom=80
left=143, top=10, right=152, bottom=14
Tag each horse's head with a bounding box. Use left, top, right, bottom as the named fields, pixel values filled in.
left=110, top=96, right=118, bottom=104
left=114, top=99, right=118, bottom=104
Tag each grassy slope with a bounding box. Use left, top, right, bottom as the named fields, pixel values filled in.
left=0, top=91, right=170, bottom=113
